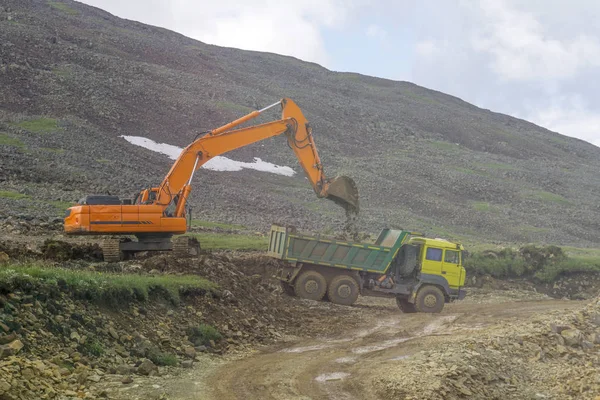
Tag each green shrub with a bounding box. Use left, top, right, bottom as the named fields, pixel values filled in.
left=81, top=339, right=104, bottom=357
left=464, top=245, right=600, bottom=283
left=147, top=348, right=178, bottom=366
left=187, top=324, right=222, bottom=346
left=534, top=258, right=600, bottom=283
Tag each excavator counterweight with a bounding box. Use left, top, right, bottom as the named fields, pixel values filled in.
left=64, top=98, right=359, bottom=261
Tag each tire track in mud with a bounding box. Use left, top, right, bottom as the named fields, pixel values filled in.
left=100, top=298, right=582, bottom=400
left=207, top=299, right=581, bottom=400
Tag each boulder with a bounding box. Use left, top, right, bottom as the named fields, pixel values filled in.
left=0, top=339, right=24, bottom=359
left=561, top=329, right=582, bottom=347
left=136, top=359, right=157, bottom=376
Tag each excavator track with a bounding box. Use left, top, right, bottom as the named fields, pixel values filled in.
left=102, top=239, right=122, bottom=262
left=173, top=236, right=201, bottom=257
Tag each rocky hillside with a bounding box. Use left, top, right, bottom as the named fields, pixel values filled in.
left=1, top=0, right=600, bottom=245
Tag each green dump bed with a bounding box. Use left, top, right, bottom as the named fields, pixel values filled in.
left=267, top=225, right=412, bottom=274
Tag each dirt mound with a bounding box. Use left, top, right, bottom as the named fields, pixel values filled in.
left=40, top=239, right=103, bottom=261
left=375, top=297, right=600, bottom=400
left=138, top=252, right=375, bottom=340
left=0, top=240, right=38, bottom=260
left=0, top=239, right=103, bottom=262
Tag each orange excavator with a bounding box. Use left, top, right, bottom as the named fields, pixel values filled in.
left=64, top=98, right=359, bottom=261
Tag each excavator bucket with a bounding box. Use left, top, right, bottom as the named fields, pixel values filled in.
left=325, top=176, right=360, bottom=211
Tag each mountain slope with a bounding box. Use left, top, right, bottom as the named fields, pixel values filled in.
left=1, top=0, right=599, bottom=246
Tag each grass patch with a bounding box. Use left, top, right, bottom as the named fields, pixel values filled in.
left=13, top=118, right=59, bottom=134
left=190, top=219, right=245, bottom=230
left=52, top=67, right=72, bottom=79
left=187, top=324, right=222, bottom=346
left=96, top=158, right=111, bottom=164
left=214, top=101, right=253, bottom=114
left=48, top=1, right=79, bottom=15
left=525, top=190, right=570, bottom=205
left=475, top=161, right=517, bottom=171
left=0, top=133, right=25, bottom=148
left=562, top=246, right=600, bottom=260
left=147, top=348, right=178, bottom=366
left=0, top=265, right=217, bottom=306
left=429, top=140, right=459, bottom=152
left=0, top=190, right=29, bottom=200
left=50, top=200, right=74, bottom=210
left=472, top=201, right=490, bottom=212
left=184, top=232, right=268, bottom=251
left=451, top=166, right=489, bottom=177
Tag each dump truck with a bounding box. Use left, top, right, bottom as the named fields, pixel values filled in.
left=268, top=225, right=466, bottom=313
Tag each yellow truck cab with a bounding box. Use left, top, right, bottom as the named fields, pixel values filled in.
left=402, top=237, right=467, bottom=312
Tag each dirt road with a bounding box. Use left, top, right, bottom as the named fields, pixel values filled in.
left=107, top=292, right=582, bottom=400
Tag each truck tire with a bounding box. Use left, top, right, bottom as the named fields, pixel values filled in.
left=415, top=285, right=445, bottom=313
left=280, top=281, right=296, bottom=296
left=294, top=271, right=327, bottom=301
left=327, top=275, right=359, bottom=306
left=396, top=297, right=417, bottom=313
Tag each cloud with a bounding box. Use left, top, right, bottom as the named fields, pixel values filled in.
left=415, top=40, right=440, bottom=57
left=470, top=0, right=600, bottom=82
left=526, top=96, right=600, bottom=146
left=366, top=24, right=387, bottom=40
left=83, top=0, right=357, bottom=66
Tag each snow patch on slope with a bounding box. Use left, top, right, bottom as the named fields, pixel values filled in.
left=121, top=135, right=296, bottom=177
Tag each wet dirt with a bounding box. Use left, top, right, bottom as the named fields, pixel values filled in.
left=102, top=293, right=583, bottom=400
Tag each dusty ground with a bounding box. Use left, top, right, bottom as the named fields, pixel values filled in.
left=94, top=290, right=586, bottom=400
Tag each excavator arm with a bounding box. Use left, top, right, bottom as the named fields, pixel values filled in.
left=151, top=98, right=359, bottom=217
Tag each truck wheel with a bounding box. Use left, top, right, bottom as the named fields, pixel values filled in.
left=415, top=285, right=445, bottom=313
left=294, top=271, right=327, bottom=301
left=280, top=281, right=296, bottom=296
left=327, top=275, right=359, bottom=306
left=396, top=297, right=417, bottom=313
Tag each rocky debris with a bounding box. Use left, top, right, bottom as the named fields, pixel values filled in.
left=0, top=251, right=382, bottom=399
left=0, top=216, right=63, bottom=236
left=375, top=296, right=600, bottom=400
left=136, top=359, right=158, bottom=376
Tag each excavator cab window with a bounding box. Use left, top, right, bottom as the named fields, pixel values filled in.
left=164, top=194, right=180, bottom=217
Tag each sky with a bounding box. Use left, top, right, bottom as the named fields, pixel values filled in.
left=80, top=0, right=600, bottom=147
